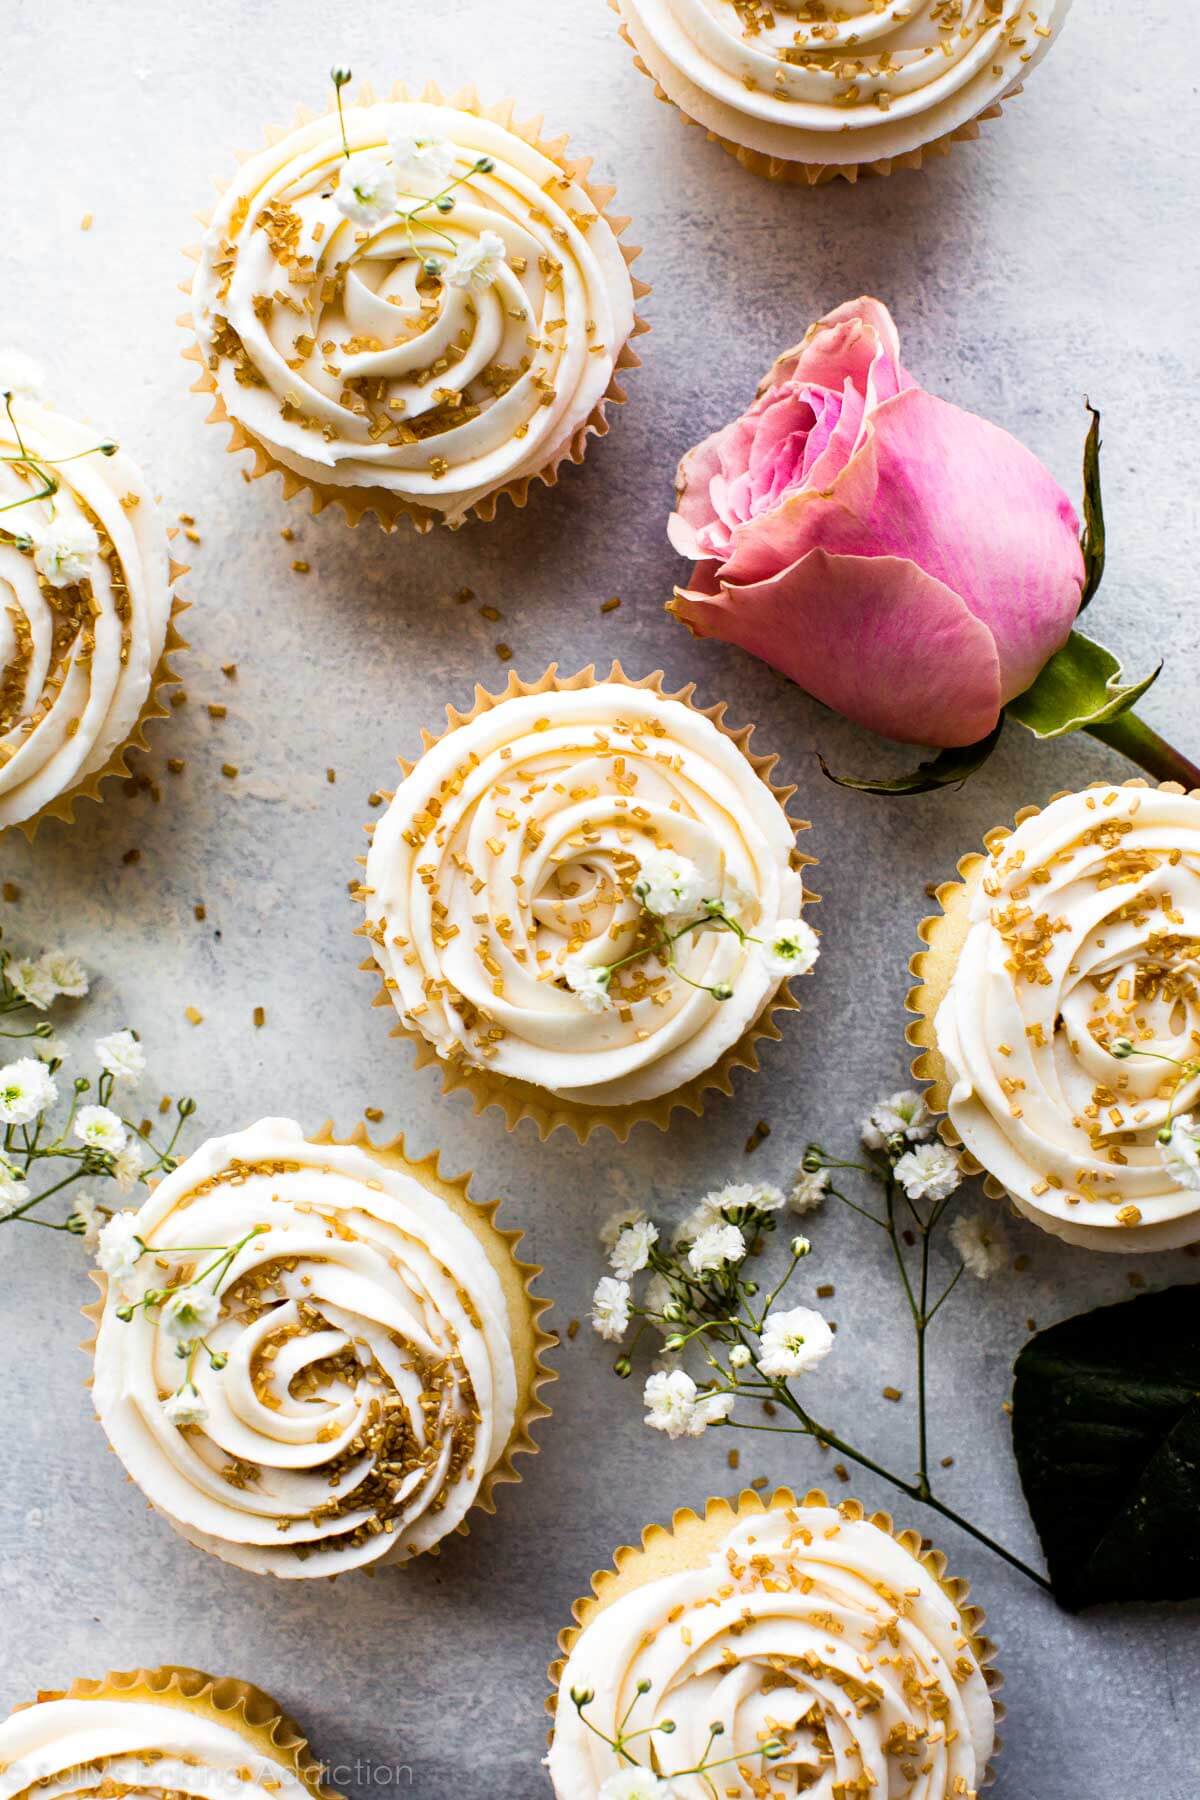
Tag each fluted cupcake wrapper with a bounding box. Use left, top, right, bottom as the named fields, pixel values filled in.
left=607, top=0, right=1018, bottom=187
left=7, top=545, right=189, bottom=841
left=547, top=1485, right=1005, bottom=1790
left=13, top=1664, right=341, bottom=1799
left=81, top=1126, right=556, bottom=1576
left=180, top=80, right=651, bottom=534
left=353, top=659, right=819, bottom=1143
left=906, top=775, right=1199, bottom=1250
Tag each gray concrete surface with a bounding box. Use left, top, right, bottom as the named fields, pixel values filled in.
left=2, top=1, right=1197, bottom=1794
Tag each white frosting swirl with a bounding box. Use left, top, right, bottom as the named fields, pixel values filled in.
left=0, top=1692, right=313, bottom=1800
left=615, top=0, right=1073, bottom=167
left=935, top=786, right=1200, bottom=1251
left=92, top=1118, right=519, bottom=1577
left=549, top=1502, right=995, bottom=1798
left=361, top=682, right=807, bottom=1109
left=191, top=98, right=638, bottom=525
left=0, top=400, right=172, bottom=830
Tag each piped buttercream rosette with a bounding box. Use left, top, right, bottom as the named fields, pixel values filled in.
left=184, top=83, right=648, bottom=530
left=356, top=665, right=817, bottom=1140
left=87, top=1118, right=553, bottom=1579
left=547, top=1488, right=1001, bottom=1798
left=0, top=395, right=185, bottom=836
left=0, top=1666, right=340, bottom=1800
left=909, top=781, right=1200, bottom=1252
left=611, top=0, right=1073, bottom=184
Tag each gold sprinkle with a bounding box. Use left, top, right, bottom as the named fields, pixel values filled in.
left=185, top=1006, right=204, bottom=1026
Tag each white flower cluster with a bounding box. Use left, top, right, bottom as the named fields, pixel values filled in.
left=1162, top=1113, right=1200, bottom=1190
left=29, top=514, right=99, bottom=590
left=330, top=123, right=509, bottom=293
left=633, top=846, right=708, bottom=918
left=590, top=1181, right=833, bottom=1447
left=6, top=949, right=88, bottom=1011
left=0, top=1058, right=57, bottom=1125
left=861, top=1088, right=933, bottom=1149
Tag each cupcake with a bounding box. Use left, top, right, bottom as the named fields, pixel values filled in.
left=547, top=1487, right=1000, bottom=1797
left=0, top=357, right=185, bottom=836
left=0, top=1665, right=338, bottom=1800
left=184, top=78, right=648, bottom=531
left=87, top=1117, right=553, bottom=1577
left=610, top=0, right=1074, bottom=185
left=357, top=664, right=818, bottom=1141
left=910, top=781, right=1200, bottom=1252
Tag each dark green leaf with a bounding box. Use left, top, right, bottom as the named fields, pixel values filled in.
left=817, top=721, right=1003, bottom=796
left=1006, top=628, right=1160, bottom=740
left=1079, top=399, right=1105, bottom=610
left=1012, top=1286, right=1200, bottom=1610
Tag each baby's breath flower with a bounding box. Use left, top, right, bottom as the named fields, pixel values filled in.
left=790, top=1235, right=811, bottom=1258
left=0, top=1155, right=30, bottom=1214
left=673, top=1200, right=719, bottom=1246
left=758, top=917, right=820, bottom=978
left=388, top=131, right=457, bottom=186
left=0, top=1057, right=57, bottom=1124
left=599, top=1204, right=646, bottom=1249
left=641, top=1272, right=677, bottom=1334
left=729, top=1343, right=751, bottom=1369
left=706, top=1180, right=785, bottom=1217
left=8, top=958, right=58, bottom=1011
left=160, top=1286, right=221, bottom=1343
left=610, top=1218, right=658, bottom=1279
left=895, top=1142, right=960, bottom=1203
left=687, top=1220, right=745, bottom=1275
left=70, top=1190, right=103, bottom=1249
left=0, top=348, right=44, bottom=398
left=591, top=1275, right=631, bottom=1343
left=29, top=513, right=99, bottom=589
left=96, top=1212, right=143, bottom=1280
left=789, top=1166, right=829, bottom=1214
left=163, top=1384, right=209, bottom=1429
left=74, top=1104, right=127, bottom=1154
left=1161, top=1113, right=1200, bottom=1190
left=334, top=151, right=397, bottom=226
left=949, top=1212, right=1008, bottom=1279
left=446, top=228, right=508, bottom=292
left=565, top=955, right=614, bottom=1013
left=691, top=1389, right=735, bottom=1431
left=633, top=846, right=706, bottom=919
left=643, top=1367, right=698, bottom=1438
left=94, top=1028, right=144, bottom=1083
left=39, top=951, right=88, bottom=999
left=757, top=1306, right=833, bottom=1380
left=112, top=1137, right=145, bottom=1192
left=861, top=1089, right=933, bottom=1149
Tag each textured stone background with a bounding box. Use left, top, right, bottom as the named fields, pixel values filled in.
left=2, top=1, right=1198, bottom=1794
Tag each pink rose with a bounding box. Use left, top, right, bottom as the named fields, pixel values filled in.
left=668, top=298, right=1086, bottom=749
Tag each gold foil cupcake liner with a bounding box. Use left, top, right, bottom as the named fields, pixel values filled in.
left=81, top=1125, right=555, bottom=1572
left=12, top=1664, right=340, bottom=1798
left=353, top=659, right=819, bottom=1143
left=180, top=80, right=651, bottom=534
left=9, top=541, right=189, bottom=842
left=906, top=776, right=1197, bottom=1201
left=608, top=0, right=1018, bottom=187
left=546, top=1485, right=1004, bottom=1787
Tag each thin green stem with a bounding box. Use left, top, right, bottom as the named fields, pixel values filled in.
left=1087, top=711, right=1200, bottom=791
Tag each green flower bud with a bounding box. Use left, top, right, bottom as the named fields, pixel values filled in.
left=1109, top=1036, right=1135, bottom=1059
left=331, top=65, right=353, bottom=87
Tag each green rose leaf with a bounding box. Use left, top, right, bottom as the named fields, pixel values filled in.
left=1011, top=1286, right=1200, bottom=1610
left=1006, top=628, right=1160, bottom=740
left=1079, top=399, right=1105, bottom=609
left=817, top=721, right=1003, bottom=797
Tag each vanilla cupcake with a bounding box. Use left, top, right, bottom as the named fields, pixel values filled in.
left=88, top=1118, right=553, bottom=1578
left=0, top=1666, right=338, bottom=1800
left=0, top=361, right=184, bottom=835
left=357, top=665, right=817, bottom=1140
left=611, top=0, right=1074, bottom=184
left=548, top=1488, right=1000, bottom=1797
left=910, top=782, right=1200, bottom=1253
left=185, top=79, right=647, bottom=530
